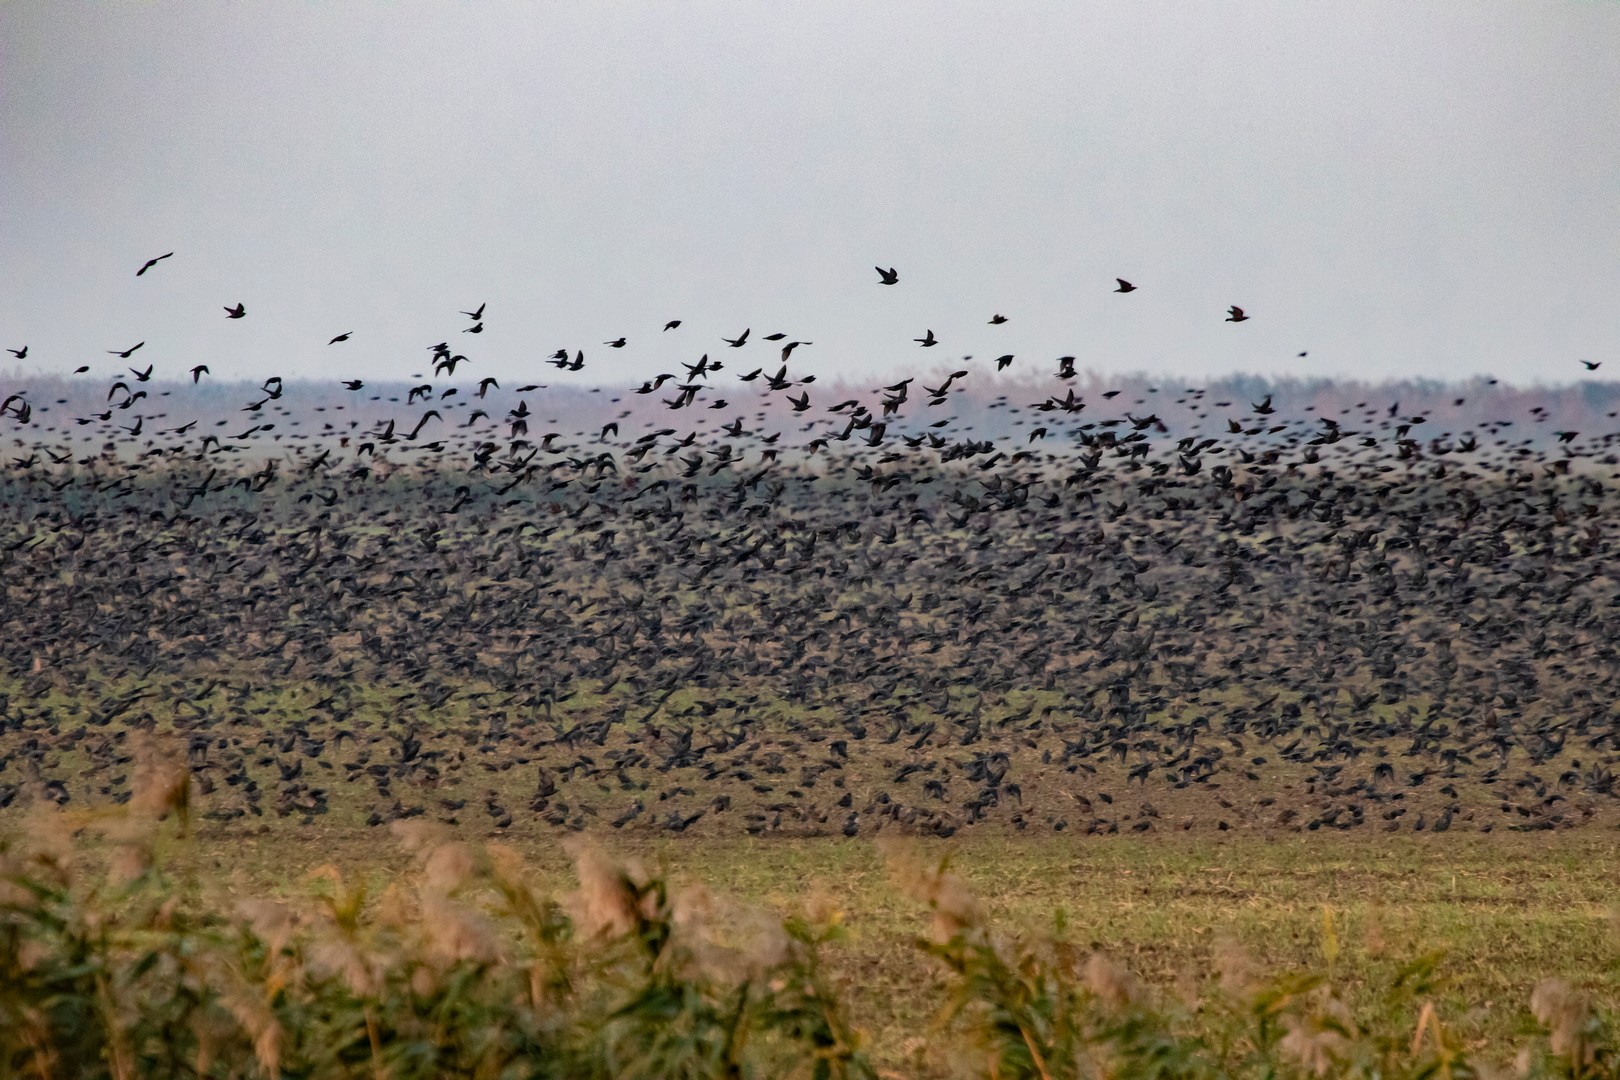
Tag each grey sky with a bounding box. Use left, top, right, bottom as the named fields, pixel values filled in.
left=3, top=1, right=1617, bottom=389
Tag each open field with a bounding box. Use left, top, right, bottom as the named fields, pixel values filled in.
left=177, top=823, right=1620, bottom=1042
left=6, top=795, right=1620, bottom=1078
left=5, top=375, right=1620, bottom=1074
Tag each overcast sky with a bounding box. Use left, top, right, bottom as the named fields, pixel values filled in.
left=2, top=1, right=1617, bottom=390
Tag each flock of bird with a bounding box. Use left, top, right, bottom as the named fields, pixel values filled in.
left=1, top=252, right=1618, bottom=842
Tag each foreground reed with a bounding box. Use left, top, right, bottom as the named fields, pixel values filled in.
left=1, top=746, right=1614, bottom=1079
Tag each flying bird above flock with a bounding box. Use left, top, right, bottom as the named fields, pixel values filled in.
left=136, top=251, right=174, bottom=276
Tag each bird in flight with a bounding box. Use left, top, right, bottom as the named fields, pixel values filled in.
left=190, top=364, right=210, bottom=382
left=329, top=332, right=352, bottom=344
left=914, top=329, right=937, bottom=347
left=6, top=346, right=24, bottom=359
left=875, top=266, right=899, bottom=285
left=109, top=342, right=145, bottom=358
left=224, top=303, right=246, bottom=319
left=1226, top=306, right=1248, bottom=322
left=462, top=303, right=485, bottom=320
left=342, top=379, right=364, bottom=390
left=722, top=328, right=750, bottom=347
left=1581, top=360, right=1602, bottom=370
left=988, top=314, right=1008, bottom=324
left=1115, top=279, right=1136, bottom=293
left=663, top=320, right=682, bottom=331
left=136, top=252, right=174, bottom=276
left=604, top=337, right=626, bottom=348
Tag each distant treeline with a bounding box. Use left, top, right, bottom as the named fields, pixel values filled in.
left=5, top=368, right=1619, bottom=452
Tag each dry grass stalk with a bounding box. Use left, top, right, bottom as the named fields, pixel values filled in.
left=1530, top=978, right=1594, bottom=1067
left=564, top=835, right=645, bottom=941
left=878, top=838, right=980, bottom=944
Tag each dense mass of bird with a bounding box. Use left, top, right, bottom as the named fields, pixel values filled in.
left=2, top=255, right=1619, bottom=842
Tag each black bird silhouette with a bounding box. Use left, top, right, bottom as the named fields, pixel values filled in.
left=915, top=330, right=937, bottom=347
left=604, top=337, right=626, bottom=348
left=342, top=379, right=364, bottom=390
left=462, top=303, right=485, bottom=320
left=463, top=322, right=483, bottom=334
left=875, top=266, right=899, bottom=285
left=7, top=346, right=25, bottom=359
left=722, top=329, right=750, bottom=347
left=1115, top=279, right=1136, bottom=292
left=129, top=364, right=154, bottom=382
left=988, top=314, right=1008, bottom=324
left=1581, top=360, right=1602, bottom=371
left=224, top=303, right=246, bottom=319
left=109, top=342, right=145, bottom=359
left=406, top=409, right=441, bottom=440
left=328, top=332, right=352, bottom=344
left=1226, top=305, right=1248, bottom=322
left=663, top=320, right=681, bottom=331
left=190, top=365, right=209, bottom=383
left=135, top=252, right=173, bottom=276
